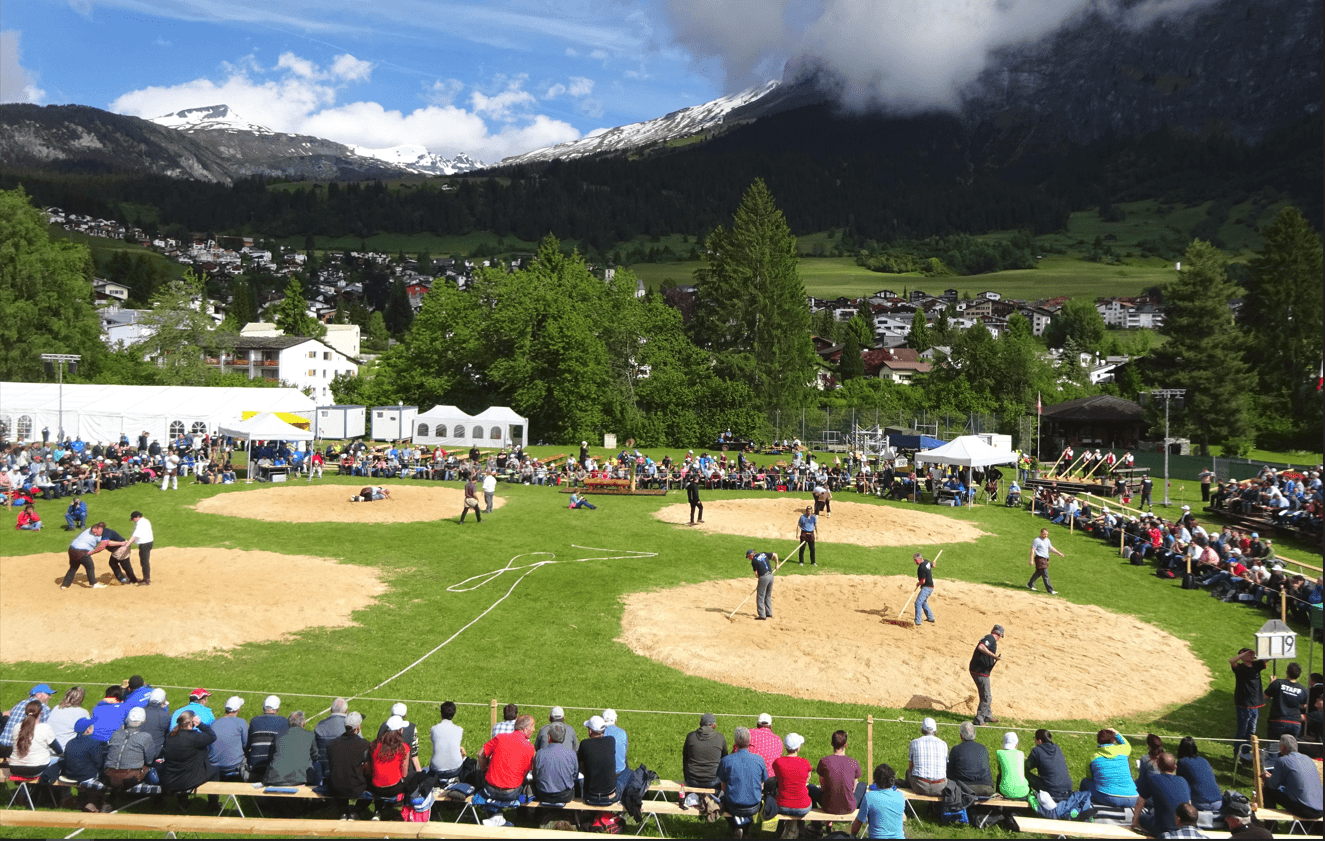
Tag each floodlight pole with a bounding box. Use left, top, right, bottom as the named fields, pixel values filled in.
left=1151, top=388, right=1186, bottom=507
left=40, top=353, right=82, bottom=442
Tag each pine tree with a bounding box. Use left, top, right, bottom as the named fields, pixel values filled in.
left=906, top=314, right=933, bottom=352
left=692, top=179, right=815, bottom=408
left=273, top=277, right=325, bottom=339
left=839, top=331, right=865, bottom=381
left=1149, top=239, right=1255, bottom=454
left=1240, top=206, right=1323, bottom=417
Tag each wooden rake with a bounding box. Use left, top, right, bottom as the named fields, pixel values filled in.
left=882, top=549, right=942, bottom=628
left=726, top=542, right=803, bottom=621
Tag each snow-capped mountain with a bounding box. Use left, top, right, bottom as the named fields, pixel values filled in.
left=348, top=144, right=485, bottom=176
left=151, top=104, right=277, bottom=135
left=500, top=80, right=780, bottom=165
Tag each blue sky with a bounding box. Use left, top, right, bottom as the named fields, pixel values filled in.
left=0, top=1, right=1218, bottom=163
left=0, top=0, right=773, bottom=162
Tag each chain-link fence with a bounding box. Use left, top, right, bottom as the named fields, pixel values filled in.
left=762, top=409, right=1005, bottom=451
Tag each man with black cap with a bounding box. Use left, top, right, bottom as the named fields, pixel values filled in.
left=1221, top=791, right=1272, bottom=838
left=969, top=625, right=1005, bottom=726
left=682, top=713, right=728, bottom=789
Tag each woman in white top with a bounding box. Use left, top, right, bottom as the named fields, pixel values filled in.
left=9, top=700, right=62, bottom=778
left=45, top=686, right=89, bottom=749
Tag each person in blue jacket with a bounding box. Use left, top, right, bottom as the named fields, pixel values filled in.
left=1079, top=728, right=1137, bottom=809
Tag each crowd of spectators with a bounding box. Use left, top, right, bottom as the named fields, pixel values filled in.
left=1210, top=466, right=1323, bottom=541
left=6, top=679, right=1319, bottom=835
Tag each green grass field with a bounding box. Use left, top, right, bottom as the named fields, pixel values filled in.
left=3, top=450, right=1318, bottom=837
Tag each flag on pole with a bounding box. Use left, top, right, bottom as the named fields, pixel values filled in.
left=1317, top=360, right=1322, bottom=392
left=1037, top=392, right=1042, bottom=414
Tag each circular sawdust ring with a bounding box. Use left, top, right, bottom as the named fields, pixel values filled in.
left=655, top=498, right=987, bottom=546
left=194, top=483, right=505, bottom=523
left=0, top=549, right=387, bottom=663
left=620, top=574, right=1210, bottom=721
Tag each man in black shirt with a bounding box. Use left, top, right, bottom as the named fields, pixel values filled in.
left=969, top=625, right=1005, bottom=726
left=1231, top=648, right=1267, bottom=751
left=1265, top=662, right=1308, bottom=740
left=1140, top=475, right=1153, bottom=510
left=578, top=715, right=618, bottom=804
left=913, top=552, right=937, bottom=626
left=100, top=526, right=136, bottom=585
left=947, top=721, right=994, bottom=796
left=687, top=476, right=703, bottom=524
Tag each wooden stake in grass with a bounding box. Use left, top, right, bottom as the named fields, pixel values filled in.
left=726, top=543, right=802, bottom=622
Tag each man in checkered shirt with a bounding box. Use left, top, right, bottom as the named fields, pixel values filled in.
left=491, top=703, right=519, bottom=738
left=906, top=717, right=948, bottom=797
left=748, top=713, right=782, bottom=774
left=0, top=683, right=54, bottom=759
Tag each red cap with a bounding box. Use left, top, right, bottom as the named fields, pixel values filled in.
left=189, top=687, right=210, bottom=699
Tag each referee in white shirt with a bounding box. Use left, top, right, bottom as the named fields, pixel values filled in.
left=1027, top=527, right=1065, bottom=595
left=125, top=511, right=155, bottom=586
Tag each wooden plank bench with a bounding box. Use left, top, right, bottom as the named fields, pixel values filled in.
left=0, top=808, right=608, bottom=838
left=1011, top=814, right=1245, bottom=839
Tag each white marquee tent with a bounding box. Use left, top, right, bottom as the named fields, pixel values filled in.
left=0, top=382, right=314, bottom=445
left=412, top=405, right=529, bottom=448
left=913, top=434, right=1017, bottom=468
left=218, top=412, right=314, bottom=442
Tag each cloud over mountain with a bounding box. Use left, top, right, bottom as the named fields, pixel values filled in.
left=110, top=50, right=580, bottom=162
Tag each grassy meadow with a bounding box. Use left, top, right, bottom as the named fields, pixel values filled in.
left=3, top=447, right=1318, bottom=837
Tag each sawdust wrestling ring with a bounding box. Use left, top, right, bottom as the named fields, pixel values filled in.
left=194, top=483, right=505, bottom=523
left=655, top=498, right=988, bottom=546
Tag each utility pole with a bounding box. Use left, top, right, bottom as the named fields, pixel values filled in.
left=40, top=354, right=82, bottom=442
left=1150, top=388, right=1186, bottom=507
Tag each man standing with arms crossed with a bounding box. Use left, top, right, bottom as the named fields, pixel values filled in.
left=970, top=625, right=1005, bottom=726
left=1028, top=527, right=1065, bottom=595
left=796, top=506, right=818, bottom=566
left=913, top=552, right=936, bottom=626
left=124, top=511, right=154, bottom=586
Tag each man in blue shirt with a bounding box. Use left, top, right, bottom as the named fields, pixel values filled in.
left=747, top=549, right=778, bottom=620
left=797, top=507, right=818, bottom=566
left=63, top=523, right=110, bottom=589
left=602, top=709, right=630, bottom=795
left=852, top=763, right=906, bottom=839
left=1132, top=752, right=1191, bottom=837
left=718, top=726, right=767, bottom=823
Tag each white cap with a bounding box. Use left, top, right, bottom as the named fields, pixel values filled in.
left=126, top=706, right=146, bottom=725
left=148, top=688, right=167, bottom=704
left=225, top=696, right=244, bottom=712
left=584, top=715, right=606, bottom=732
left=784, top=733, right=805, bottom=751
left=1002, top=732, right=1019, bottom=749
left=601, top=709, right=617, bottom=724
left=550, top=706, right=565, bottom=719
left=385, top=715, right=406, bottom=731
left=391, top=702, right=407, bottom=717
left=757, top=713, right=772, bottom=725
left=921, top=717, right=937, bottom=733
left=264, top=695, right=281, bottom=710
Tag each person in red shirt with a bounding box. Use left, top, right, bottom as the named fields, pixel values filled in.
left=747, top=713, right=782, bottom=774
left=478, top=714, right=535, bottom=800
left=368, top=724, right=419, bottom=813
left=772, top=732, right=813, bottom=823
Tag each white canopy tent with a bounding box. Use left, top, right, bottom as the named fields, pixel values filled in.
left=913, top=435, right=1017, bottom=468
left=218, top=412, right=313, bottom=484
left=913, top=435, right=1017, bottom=507
left=0, top=382, right=314, bottom=445
left=412, top=405, right=529, bottom=449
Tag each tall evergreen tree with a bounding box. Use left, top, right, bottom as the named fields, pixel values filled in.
left=273, top=277, right=326, bottom=339
left=384, top=279, right=415, bottom=338
left=906, top=313, right=932, bottom=352
left=1148, top=239, right=1255, bottom=454
left=840, top=332, right=865, bottom=381
left=692, top=179, right=815, bottom=408
left=1240, top=206, right=1323, bottom=418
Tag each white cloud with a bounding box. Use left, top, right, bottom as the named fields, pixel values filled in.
left=577, top=98, right=604, bottom=119
left=567, top=76, right=594, bottom=97
left=0, top=30, right=46, bottom=104
left=546, top=83, right=567, bottom=99
left=109, top=50, right=579, bottom=161
left=468, top=76, right=536, bottom=121
left=423, top=78, right=464, bottom=106
left=590, top=49, right=610, bottom=61
left=565, top=47, right=578, bottom=57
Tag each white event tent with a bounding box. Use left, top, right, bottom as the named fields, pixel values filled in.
left=0, top=382, right=314, bottom=445
left=913, top=435, right=1017, bottom=507
left=217, top=412, right=314, bottom=442
left=412, top=405, right=529, bottom=449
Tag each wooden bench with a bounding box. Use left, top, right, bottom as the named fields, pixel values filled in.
left=0, top=808, right=608, bottom=838
left=1011, top=814, right=1244, bottom=839
left=196, top=780, right=331, bottom=817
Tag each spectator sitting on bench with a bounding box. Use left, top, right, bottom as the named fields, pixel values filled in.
left=905, top=717, right=947, bottom=797
left=1175, top=737, right=1222, bottom=813
left=264, top=710, right=321, bottom=787
left=478, top=713, right=535, bottom=803
left=327, top=711, right=371, bottom=820
left=532, top=723, right=577, bottom=803
left=772, top=733, right=813, bottom=819
left=717, top=726, right=767, bottom=831
left=61, top=718, right=104, bottom=812
left=947, top=721, right=994, bottom=797
left=1262, top=735, right=1324, bottom=819
left=578, top=715, right=619, bottom=805
left=429, top=701, right=466, bottom=781
left=103, top=707, right=153, bottom=803
left=850, top=763, right=906, bottom=841
left=1132, top=751, right=1192, bottom=837
left=1025, top=729, right=1073, bottom=804
left=811, top=729, right=863, bottom=816
left=682, top=712, right=727, bottom=791
left=996, top=732, right=1031, bottom=802
left=209, top=697, right=247, bottom=782
left=1080, top=728, right=1137, bottom=809
left=159, top=711, right=219, bottom=810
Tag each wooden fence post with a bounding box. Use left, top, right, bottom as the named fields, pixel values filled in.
left=866, top=715, right=874, bottom=776
left=490, top=699, right=498, bottom=731
left=1251, top=735, right=1264, bottom=807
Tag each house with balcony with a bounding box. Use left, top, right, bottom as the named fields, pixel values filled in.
left=209, top=336, right=358, bottom=404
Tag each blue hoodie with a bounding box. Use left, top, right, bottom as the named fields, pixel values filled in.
left=1088, top=733, right=1136, bottom=798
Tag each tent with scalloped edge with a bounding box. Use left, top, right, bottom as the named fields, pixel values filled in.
left=913, top=434, right=1017, bottom=468
left=411, top=405, right=529, bottom=449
